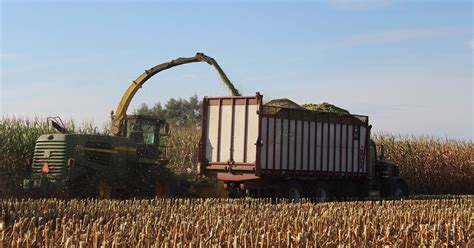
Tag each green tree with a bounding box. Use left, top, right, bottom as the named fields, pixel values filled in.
left=133, top=95, right=201, bottom=127
left=134, top=102, right=165, bottom=118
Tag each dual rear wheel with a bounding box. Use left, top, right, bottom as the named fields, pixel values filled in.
left=280, top=181, right=330, bottom=203
left=391, top=182, right=408, bottom=199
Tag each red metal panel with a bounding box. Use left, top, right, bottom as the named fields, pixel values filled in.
left=345, top=124, right=349, bottom=174
left=265, top=117, right=269, bottom=170
left=229, top=98, right=235, bottom=162
left=286, top=118, right=291, bottom=172
left=279, top=118, right=284, bottom=170
left=255, top=94, right=263, bottom=177
left=216, top=98, right=222, bottom=162
left=201, top=94, right=371, bottom=181
left=199, top=94, right=262, bottom=180
left=334, top=123, right=337, bottom=172
left=243, top=98, right=248, bottom=162
left=305, top=121, right=311, bottom=171
left=272, top=117, right=277, bottom=172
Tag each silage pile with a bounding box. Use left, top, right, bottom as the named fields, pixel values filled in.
left=301, top=103, right=349, bottom=114
left=264, top=98, right=350, bottom=115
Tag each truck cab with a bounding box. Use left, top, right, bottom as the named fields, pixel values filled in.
left=368, top=140, right=408, bottom=198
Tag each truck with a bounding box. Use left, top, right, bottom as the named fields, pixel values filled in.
left=23, top=53, right=239, bottom=198
left=198, top=93, right=408, bottom=201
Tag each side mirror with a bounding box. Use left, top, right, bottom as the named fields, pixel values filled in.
left=51, top=120, right=67, bottom=134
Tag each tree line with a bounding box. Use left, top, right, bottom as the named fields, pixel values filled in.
left=133, top=95, right=202, bottom=127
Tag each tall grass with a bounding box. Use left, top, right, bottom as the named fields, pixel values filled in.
left=165, top=126, right=201, bottom=175
left=0, top=117, right=106, bottom=196
left=0, top=117, right=472, bottom=197
left=373, top=133, right=474, bottom=195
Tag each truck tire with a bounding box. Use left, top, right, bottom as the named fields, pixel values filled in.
left=306, top=182, right=330, bottom=202
left=281, top=181, right=303, bottom=203
left=314, top=185, right=329, bottom=202
left=391, top=182, right=408, bottom=199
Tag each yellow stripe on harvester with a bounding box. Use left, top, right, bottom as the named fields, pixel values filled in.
left=76, top=146, right=136, bottom=154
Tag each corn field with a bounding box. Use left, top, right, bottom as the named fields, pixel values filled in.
left=0, top=197, right=472, bottom=247
left=0, top=117, right=473, bottom=197
left=165, top=126, right=201, bottom=176
left=0, top=117, right=107, bottom=197
left=373, top=134, right=474, bottom=195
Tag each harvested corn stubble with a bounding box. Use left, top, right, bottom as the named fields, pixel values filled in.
left=1, top=197, right=472, bottom=247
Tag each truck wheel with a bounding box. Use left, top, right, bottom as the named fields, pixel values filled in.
left=282, top=181, right=303, bottom=203
left=96, top=180, right=112, bottom=199
left=154, top=178, right=171, bottom=198
left=391, top=182, right=408, bottom=199
left=314, top=185, right=329, bottom=202
left=307, top=182, right=330, bottom=202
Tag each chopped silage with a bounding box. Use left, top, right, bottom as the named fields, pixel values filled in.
left=301, top=102, right=349, bottom=114
left=263, top=98, right=350, bottom=115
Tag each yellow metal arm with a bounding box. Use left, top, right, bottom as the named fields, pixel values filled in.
left=111, top=53, right=241, bottom=136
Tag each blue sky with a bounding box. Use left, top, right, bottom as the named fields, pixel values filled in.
left=1, top=0, right=472, bottom=140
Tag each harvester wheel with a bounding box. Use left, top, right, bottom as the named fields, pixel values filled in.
left=67, top=175, right=95, bottom=198
left=96, top=180, right=112, bottom=199
left=192, top=180, right=229, bottom=198
left=144, top=165, right=178, bottom=198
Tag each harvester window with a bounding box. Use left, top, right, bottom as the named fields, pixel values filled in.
left=142, top=124, right=156, bottom=145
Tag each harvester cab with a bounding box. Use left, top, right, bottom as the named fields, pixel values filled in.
left=123, top=115, right=168, bottom=161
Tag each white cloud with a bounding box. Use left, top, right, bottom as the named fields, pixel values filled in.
left=469, top=39, right=474, bottom=49
left=0, top=53, right=21, bottom=60
left=344, top=28, right=469, bottom=46
left=331, top=0, right=390, bottom=9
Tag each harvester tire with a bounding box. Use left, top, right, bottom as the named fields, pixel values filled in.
left=96, top=180, right=112, bottom=199
left=146, top=166, right=177, bottom=198
left=67, top=176, right=96, bottom=199
left=154, top=178, right=171, bottom=198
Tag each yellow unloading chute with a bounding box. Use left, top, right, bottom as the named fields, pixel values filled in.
left=111, top=52, right=241, bottom=136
